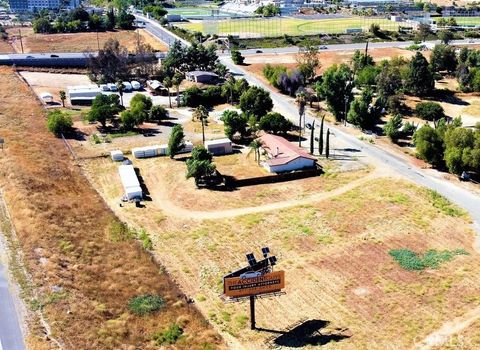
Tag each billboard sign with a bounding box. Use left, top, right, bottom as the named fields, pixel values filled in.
left=224, top=271, right=285, bottom=298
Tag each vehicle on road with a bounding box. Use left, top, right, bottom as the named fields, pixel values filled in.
left=319, top=45, right=328, bottom=50
left=107, top=83, right=118, bottom=91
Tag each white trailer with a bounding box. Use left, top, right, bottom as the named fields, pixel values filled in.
left=205, top=138, right=233, bottom=155
left=67, top=85, right=102, bottom=104
left=118, top=164, right=142, bottom=201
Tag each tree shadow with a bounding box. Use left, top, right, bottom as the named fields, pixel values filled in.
left=260, top=319, right=351, bottom=347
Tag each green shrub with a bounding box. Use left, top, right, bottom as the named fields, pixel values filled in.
left=415, top=102, right=445, bottom=121
left=153, top=323, right=184, bottom=345
left=389, top=248, right=468, bottom=270
left=137, top=228, right=153, bottom=250
left=128, top=294, right=165, bottom=316
left=47, top=110, right=73, bottom=136
left=108, top=221, right=135, bottom=242
left=427, top=190, right=465, bottom=217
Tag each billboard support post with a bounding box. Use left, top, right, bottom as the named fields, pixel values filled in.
left=250, top=295, right=256, bottom=330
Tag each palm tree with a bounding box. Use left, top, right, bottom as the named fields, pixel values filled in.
left=249, top=139, right=263, bottom=164
left=172, top=72, right=183, bottom=108
left=318, top=116, right=324, bottom=155
left=116, top=81, right=124, bottom=107
left=296, top=92, right=307, bottom=147
left=326, top=128, right=330, bottom=159
left=59, top=90, right=66, bottom=107
left=163, top=76, right=173, bottom=108
left=193, top=105, right=209, bottom=144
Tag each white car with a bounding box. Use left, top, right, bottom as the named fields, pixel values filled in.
left=99, top=84, right=109, bottom=91
left=240, top=271, right=262, bottom=279
left=122, top=81, right=132, bottom=91
left=107, top=83, right=118, bottom=91
left=131, top=81, right=141, bottom=90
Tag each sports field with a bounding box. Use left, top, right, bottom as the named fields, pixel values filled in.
left=167, top=6, right=218, bottom=16
left=448, top=16, right=480, bottom=26
left=176, top=16, right=410, bottom=38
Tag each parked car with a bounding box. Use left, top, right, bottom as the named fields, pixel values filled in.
left=107, top=83, right=118, bottom=91
left=99, top=84, right=109, bottom=91
left=122, top=81, right=132, bottom=91
left=131, top=81, right=141, bottom=90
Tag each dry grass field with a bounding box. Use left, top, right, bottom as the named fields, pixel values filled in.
left=5, top=27, right=168, bottom=53
left=79, top=141, right=480, bottom=349
left=0, top=67, right=224, bottom=349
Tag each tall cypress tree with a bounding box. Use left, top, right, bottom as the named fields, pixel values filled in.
left=309, top=121, right=315, bottom=154
left=318, top=116, right=324, bottom=155
left=326, top=128, right=330, bottom=159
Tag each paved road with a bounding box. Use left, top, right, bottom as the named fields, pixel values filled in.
left=220, top=57, right=480, bottom=244
left=135, top=14, right=190, bottom=48
left=0, top=257, right=25, bottom=350
left=236, top=39, right=480, bottom=56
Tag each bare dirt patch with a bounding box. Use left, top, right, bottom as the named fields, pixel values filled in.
left=6, top=27, right=168, bottom=53
left=0, top=67, right=223, bottom=349
left=80, top=165, right=479, bottom=349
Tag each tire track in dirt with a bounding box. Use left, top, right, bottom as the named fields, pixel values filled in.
left=414, top=306, right=480, bottom=350
left=145, top=169, right=384, bottom=220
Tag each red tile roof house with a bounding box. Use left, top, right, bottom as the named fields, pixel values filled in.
left=258, top=134, right=317, bottom=173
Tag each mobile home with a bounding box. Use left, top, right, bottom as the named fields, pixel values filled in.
left=205, top=138, right=233, bottom=155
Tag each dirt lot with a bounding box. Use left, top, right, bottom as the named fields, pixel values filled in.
left=244, top=47, right=417, bottom=78
left=5, top=27, right=168, bottom=53
left=0, top=67, right=223, bottom=349
left=79, top=148, right=480, bottom=349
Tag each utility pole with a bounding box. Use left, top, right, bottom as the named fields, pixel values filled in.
left=364, top=40, right=369, bottom=67
left=18, top=28, right=24, bottom=54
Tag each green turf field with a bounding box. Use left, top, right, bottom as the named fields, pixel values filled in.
left=176, top=17, right=410, bottom=38
left=167, top=6, right=220, bottom=16
left=449, top=16, right=480, bottom=26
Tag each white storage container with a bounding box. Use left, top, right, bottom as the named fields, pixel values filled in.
left=118, top=164, right=142, bottom=200
left=111, top=150, right=124, bottom=161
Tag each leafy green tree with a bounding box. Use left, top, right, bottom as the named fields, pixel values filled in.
left=347, top=88, right=375, bottom=129
left=116, top=10, right=135, bottom=30
left=88, top=94, right=121, bottom=127
left=168, top=124, right=185, bottom=159
left=130, top=94, right=153, bottom=125
left=33, top=17, right=52, bottom=33
left=120, top=110, right=136, bottom=130
left=384, top=114, right=403, bottom=142
left=444, top=127, right=478, bottom=174
left=59, top=90, right=66, bottom=107
left=89, top=39, right=128, bottom=83
left=376, top=63, right=403, bottom=99
left=106, top=8, right=116, bottom=30
left=438, top=30, right=454, bottom=45
left=239, top=86, right=273, bottom=119
left=355, top=65, right=379, bottom=87
left=47, top=110, right=73, bottom=136
left=405, top=52, right=434, bottom=96
left=221, top=110, right=248, bottom=139
left=149, top=105, right=168, bottom=123
left=231, top=50, right=244, bottom=65
left=351, top=49, right=374, bottom=73
left=318, top=116, right=324, bottom=155
left=316, top=64, right=353, bottom=121
left=430, top=44, right=457, bottom=73
left=186, top=146, right=216, bottom=187
left=415, top=102, right=445, bottom=121
left=413, top=125, right=445, bottom=167
left=297, top=41, right=321, bottom=81
left=258, top=112, right=293, bottom=135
